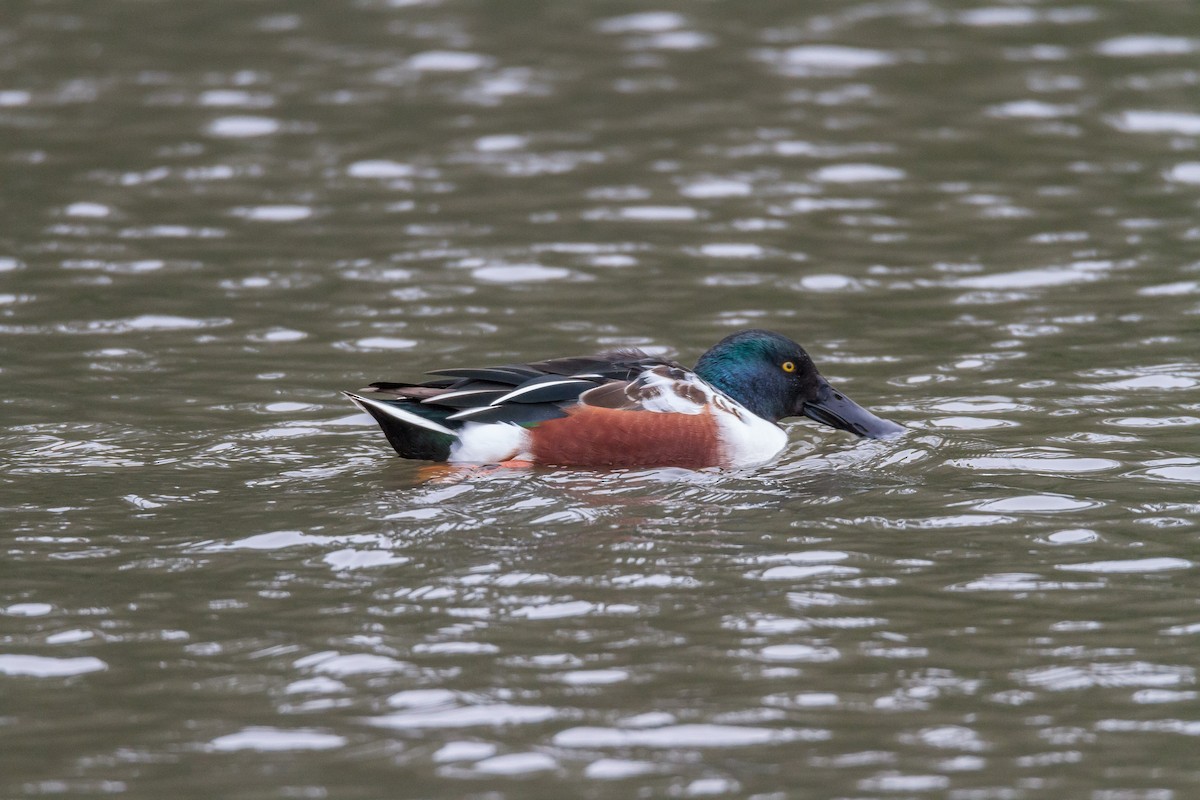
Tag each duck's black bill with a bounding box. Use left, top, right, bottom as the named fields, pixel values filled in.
left=801, top=379, right=905, bottom=439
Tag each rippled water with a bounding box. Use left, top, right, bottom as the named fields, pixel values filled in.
left=4, top=1, right=1200, bottom=797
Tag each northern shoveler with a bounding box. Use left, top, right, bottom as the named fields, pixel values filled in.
left=344, top=329, right=904, bottom=469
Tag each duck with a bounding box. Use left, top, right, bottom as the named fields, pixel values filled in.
left=343, top=329, right=904, bottom=469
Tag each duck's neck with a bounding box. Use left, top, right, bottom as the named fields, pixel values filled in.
left=694, top=349, right=782, bottom=422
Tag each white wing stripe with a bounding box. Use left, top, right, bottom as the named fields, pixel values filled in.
left=488, top=378, right=597, bottom=406
left=422, top=388, right=503, bottom=404
left=343, top=392, right=458, bottom=437
left=445, top=406, right=491, bottom=421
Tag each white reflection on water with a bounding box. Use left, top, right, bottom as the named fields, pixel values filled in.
left=1110, top=110, right=1200, bottom=135
left=555, top=668, right=628, bottom=685
left=1141, top=463, right=1200, bottom=483
left=0, top=654, right=107, bottom=677
left=583, top=758, right=658, bottom=779
left=1097, top=374, right=1196, bottom=390
left=787, top=591, right=867, bottom=608
left=61, top=314, right=231, bottom=334
left=406, top=51, right=494, bottom=73
left=63, top=258, right=165, bottom=273
left=351, top=336, right=419, bottom=350
left=950, top=451, right=1121, bottom=474
left=759, top=45, right=898, bottom=74
left=203, top=530, right=333, bottom=550
left=469, top=752, right=558, bottom=775
left=471, top=264, right=572, bottom=283
left=952, top=261, right=1114, bottom=290
left=207, top=727, right=346, bottom=752
left=324, top=548, right=410, bottom=570
left=595, top=12, right=687, bottom=34
left=1165, top=164, right=1200, bottom=185
left=0, top=89, right=31, bottom=105
left=987, top=100, right=1077, bottom=119
left=613, top=206, right=701, bottom=222
left=1043, top=529, right=1098, bottom=545
left=1017, top=663, right=1194, bottom=691
left=1108, top=416, right=1200, bottom=428
left=412, top=641, right=498, bottom=655
left=553, top=723, right=825, bottom=748
left=928, top=416, right=1017, bottom=430
left=948, top=574, right=1104, bottom=592
left=347, top=159, right=414, bottom=179
left=121, top=224, right=227, bottom=238
left=198, top=89, right=275, bottom=108
left=367, top=703, right=558, bottom=729
left=755, top=565, right=859, bottom=581
left=679, top=179, right=752, bottom=199
left=859, top=774, right=951, bottom=793
left=1096, top=35, right=1199, bottom=57
left=432, top=741, right=496, bottom=763
left=2, top=603, right=53, bottom=616
left=696, top=243, right=766, bottom=259
left=1132, top=689, right=1198, bottom=704
left=231, top=205, right=314, bottom=222
left=205, top=115, right=280, bottom=137
left=1096, top=718, right=1200, bottom=736
left=64, top=202, right=111, bottom=218
left=297, top=652, right=411, bottom=677
left=811, top=164, right=906, bottom=183
left=792, top=273, right=863, bottom=291
left=973, top=495, right=1099, bottom=513
left=758, top=644, right=840, bottom=662
left=746, top=550, right=850, bottom=564
left=285, top=677, right=346, bottom=695
left=1056, top=558, right=1192, bottom=573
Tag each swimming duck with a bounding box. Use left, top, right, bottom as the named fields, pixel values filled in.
left=344, top=329, right=904, bottom=469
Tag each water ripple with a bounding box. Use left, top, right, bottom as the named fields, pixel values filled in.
left=949, top=450, right=1122, bottom=475
left=208, top=727, right=345, bottom=752
left=6, top=2, right=1200, bottom=797
left=1018, top=662, right=1194, bottom=691
left=367, top=703, right=559, bottom=730
left=554, top=723, right=825, bottom=748
left=0, top=655, right=107, bottom=677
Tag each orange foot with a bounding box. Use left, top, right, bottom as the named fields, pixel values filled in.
left=416, top=460, right=535, bottom=483
left=416, top=463, right=462, bottom=483
left=497, top=459, right=535, bottom=469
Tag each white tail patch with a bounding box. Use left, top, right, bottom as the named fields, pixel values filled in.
left=342, top=391, right=458, bottom=437
left=449, top=423, right=530, bottom=463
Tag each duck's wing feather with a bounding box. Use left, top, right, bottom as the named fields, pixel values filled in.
left=352, top=348, right=683, bottom=429
left=523, top=349, right=658, bottom=378
left=578, top=364, right=716, bottom=415
left=426, top=365, right=546, bottom=384
left=438, top=351, right=683, bottom=425
left=345, top=349, right=740, bottom=461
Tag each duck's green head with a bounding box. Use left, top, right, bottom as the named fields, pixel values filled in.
left=693, top=329, right=904, bottom=438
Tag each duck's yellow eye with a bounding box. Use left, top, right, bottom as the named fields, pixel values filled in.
left=781, top=360, right=796, bottom=373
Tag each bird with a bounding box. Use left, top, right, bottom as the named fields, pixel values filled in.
left=343, top=329, right=904, bottom=470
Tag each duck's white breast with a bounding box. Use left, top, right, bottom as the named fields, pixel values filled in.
left=712, top=404, right=788, bottom=467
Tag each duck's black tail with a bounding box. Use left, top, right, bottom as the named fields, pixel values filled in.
left=343, top=391, right=459, bottom=461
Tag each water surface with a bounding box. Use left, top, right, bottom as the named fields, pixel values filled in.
left=3, top=1, right=1200, bottom=798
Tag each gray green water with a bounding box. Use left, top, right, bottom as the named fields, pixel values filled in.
left=4, top=1, right=1200, bottom=797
